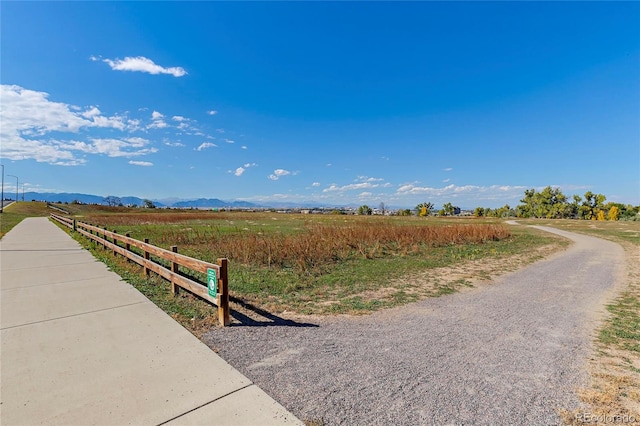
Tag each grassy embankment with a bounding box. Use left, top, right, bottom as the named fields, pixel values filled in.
left=533, top=220, right=640, bottom=422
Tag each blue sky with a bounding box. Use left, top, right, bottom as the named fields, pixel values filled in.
left=1, top=2, right=638, bottom=208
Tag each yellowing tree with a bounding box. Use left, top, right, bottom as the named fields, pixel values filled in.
left=608, top=206, right=620, bottom=221
left=416, top=202, right=434, bottom=217
left=597, top=210, right=605, bottom=221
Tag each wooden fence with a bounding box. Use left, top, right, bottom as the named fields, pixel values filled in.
left=50, top=213, right=230, bottom=326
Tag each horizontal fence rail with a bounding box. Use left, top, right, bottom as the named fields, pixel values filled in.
left=50, top=213, right=230, bottom=325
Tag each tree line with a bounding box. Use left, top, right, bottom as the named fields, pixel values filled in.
left=359, top=186, right=639, bottom=220
left=512, top=186, right=638, bottom=220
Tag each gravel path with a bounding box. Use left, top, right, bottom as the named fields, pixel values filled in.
left=204, top=225, right=625, bottom=425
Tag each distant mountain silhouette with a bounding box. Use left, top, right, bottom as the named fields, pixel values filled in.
left=22, top=192, right=373, bottom=209
left=22, top=192, right=260, bottom=208
left=172, top=198, right=257, bottom=208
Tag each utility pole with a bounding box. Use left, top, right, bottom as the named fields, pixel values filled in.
left=1, top=164, right=4, bottom=213
left=7, top=175, right=18, bottom=204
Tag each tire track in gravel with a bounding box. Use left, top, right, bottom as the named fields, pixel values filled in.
left=204, top=225, right=626, bottom=425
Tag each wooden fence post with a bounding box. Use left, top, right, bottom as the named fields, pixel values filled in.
left=103, top=227, right=108, bottom=249
left=125, top=233, right=130, bottom=251
left=144, top=238, right=150, bottom=276
left=217, top=258, right=230, bottom=326
left=171, top=246, right=179, bottom=295
left=112, top=230, right=118, bottom=256
left=73, top=219, right=77, bottom=232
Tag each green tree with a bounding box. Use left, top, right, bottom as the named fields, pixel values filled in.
left=568, top=195, right=582, bottom=219
left=517, top=186, right=570, bottom=218
left=104, top=195, right=121, bottom=207
left=579, top=191, right=606, bottom=220
left=358, top=205, right=372, bottom=215
left=441, top=202, right=459, bottom=216
left=143, top=199, right=156, bottom=209
left=494, top=204, right=515, bottom=218
left=516, top=188, right=536, bottom=218
left=474, top=207, right=485, bottom=217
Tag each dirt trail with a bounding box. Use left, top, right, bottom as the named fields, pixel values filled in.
left=204, top=225, right=625, bottom=425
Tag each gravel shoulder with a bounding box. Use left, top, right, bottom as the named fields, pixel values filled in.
left=204, top=225, right=626, bottom=425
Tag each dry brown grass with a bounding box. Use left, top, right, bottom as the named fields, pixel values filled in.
left=82, top=211, right=510, bottom=273
left=216, top=222, right=510, bottom=272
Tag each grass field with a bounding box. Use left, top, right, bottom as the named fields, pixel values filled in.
left=56, top=204, right=568, bottom=315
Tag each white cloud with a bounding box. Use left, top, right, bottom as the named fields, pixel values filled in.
left=82, top=107, right=101, bottom=118
left=69, top=138, right=158, bottom=158
left=442, top=178, right=451, bottom=183
left=207, top=110, right=218, bottom=115
left=0, top=84, right=145, bottom=165
left=129, top=160, right=153, bottom=167
left=172, top=115, right=186, bottom=122
left=312, top=182, right=320, bottom=187
left=101, top=56, right=187, bottom=77
left=323, top=182, right=378, bottom=193
left=148, top=120, right=168, bottom=129
left=241, top=145, right=248, bottom=150
left=90, top=114, right=127, bottom=130
left=395, top=183, right=529, bottom=201
left=196, top=142, right=218, bottom=151
left=356, top=176, right=384, bottom=183
left=444, top=167, right=453, bottom=172
left=126, top=118, right=142, bottom=132
left=124, top=137, right=149, bottom=146
left=146, top=110, right=169, bottom=129
left=231, top=163, right=256, bottom=177
left=268, top=169, right=291, bottom=181
left=224, top=139, right=235, bottom=144
left=164, top=140, right=186, bottom=147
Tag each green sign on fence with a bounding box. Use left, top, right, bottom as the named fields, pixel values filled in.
left=207, top=268, right=217, bottom=297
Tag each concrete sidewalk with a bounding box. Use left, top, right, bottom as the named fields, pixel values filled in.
left=0, top=217, right=302, bottom=426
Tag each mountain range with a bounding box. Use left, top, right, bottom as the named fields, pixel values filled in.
left=19, top=192, right=339, bottom=209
